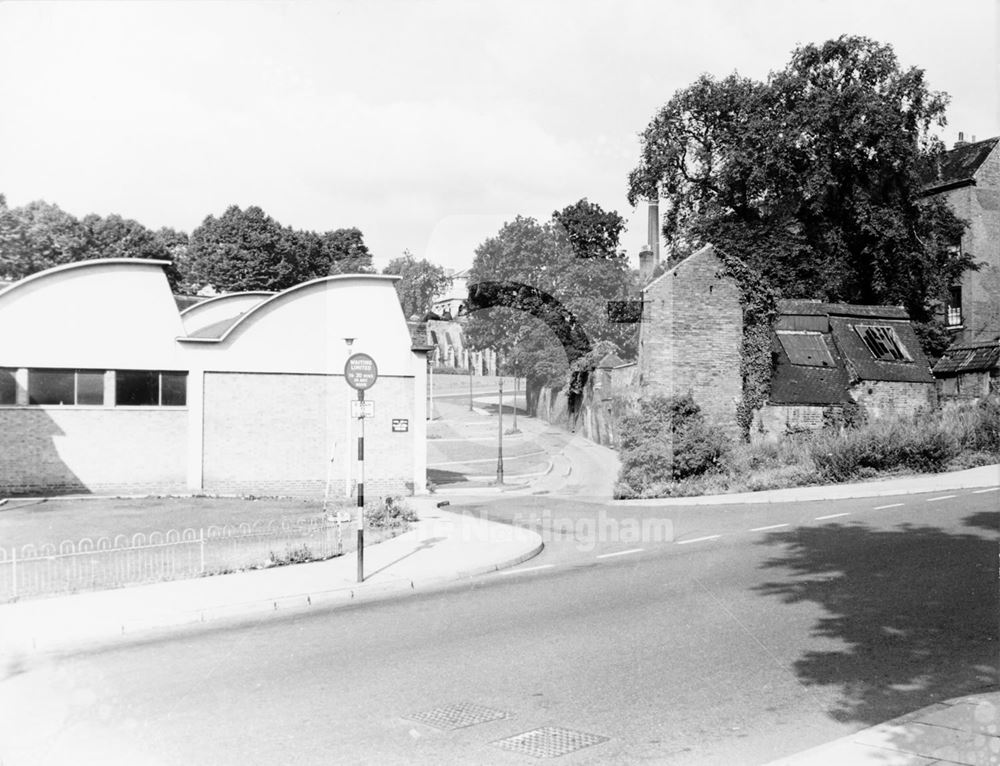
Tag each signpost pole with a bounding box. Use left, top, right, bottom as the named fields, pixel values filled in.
left=357, top=389, right=365, bottom=583
left=469, top=355, right=474, bottom=411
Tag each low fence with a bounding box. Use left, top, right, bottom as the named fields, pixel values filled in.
left=0, top=515, right=351, bottom=602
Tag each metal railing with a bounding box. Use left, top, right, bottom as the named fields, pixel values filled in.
left=0, top=516, right=348, bottom=601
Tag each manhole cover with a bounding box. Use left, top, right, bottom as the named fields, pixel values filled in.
left=406, top=702, right=510, bottom=730
left=492, top=726, right=609, bottom=758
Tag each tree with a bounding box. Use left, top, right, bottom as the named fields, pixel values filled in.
left=320, top=228, right=374, bottom=275
left=463, top=209, right=635, bottom=410
left=383, top=251, right=451, bottom=319
left=627, top=35, right=974, bottom=354
left=552, top=198, right=626, bottom=261
left=0, top=199, right=89, bottom=279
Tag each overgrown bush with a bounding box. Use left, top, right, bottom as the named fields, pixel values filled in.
left=617, top=394, right=730, bottom=496
left=810, top=416, right=961, bottom=481
left=366, top=496, right=418, bottom=528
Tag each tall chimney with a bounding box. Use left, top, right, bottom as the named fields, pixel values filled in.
left=647, top=199, right=660, bottom=265
left=956, top=131, right=966, bottom=148
left=638, top=245, right=655, bottom=284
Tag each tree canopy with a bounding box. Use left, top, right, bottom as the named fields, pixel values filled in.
left=184, top=205, right=373, bottom=292
left=627, top=35, right=973, bottom=355
left=463, top=202, right=636, bottom=401
left=382, top=251, right=452, bottom=319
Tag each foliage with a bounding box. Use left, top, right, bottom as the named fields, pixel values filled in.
left=366, top=496, right=417, bottom=528
left=383, top=250, right=452, bottom=319
left=614, top=397, right=999, bottom=498
left=628, top=35, right=975, bottom=355
left=186, top=205, right=373, bottom=292
left=551, top=198, right=626, bottom=261
left=616, top=394, right=730, bottom=495
left=464, top=205, right=636, bottom=404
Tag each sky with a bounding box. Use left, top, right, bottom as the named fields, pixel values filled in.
left=1, top=0, right=997, bottom=274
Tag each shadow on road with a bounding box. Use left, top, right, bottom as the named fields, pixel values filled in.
left=754, top=512, right=999, bottom=735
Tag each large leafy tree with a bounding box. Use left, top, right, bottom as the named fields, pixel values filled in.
left=0, top=198, right=89, bottom=279
left=383, top=250, right=452, bottom=319
left=187, top=206, right=374, bottom=293
left=463, top=206, right=635, bottom=409
left=628, top=35, right=973, bottom=356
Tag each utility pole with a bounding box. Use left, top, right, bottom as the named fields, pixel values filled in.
left=496, top=374, right=504, bottom=484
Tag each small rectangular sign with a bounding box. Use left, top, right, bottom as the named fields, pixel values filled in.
left=391, top=418, right=409, bottom=432
left=351, top=400, right=374, bottom=418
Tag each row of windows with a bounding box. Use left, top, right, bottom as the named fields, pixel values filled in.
left=0, top=369, right=187, bottom=407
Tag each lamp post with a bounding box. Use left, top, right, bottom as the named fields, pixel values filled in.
left=496, top=374, right=504, bottom=484
left=468, top=353, right=474, bottom=411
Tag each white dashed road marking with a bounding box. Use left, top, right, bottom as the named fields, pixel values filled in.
left=677, top=535, right=722, bottom=545
left=750, top=523, right=789, bottom=532
left=873, top=503, right=904, bottom=510
left=596, top=548, right=644, bottom=559
left=815, top=512, right=850, bottom=520
left=972, top=487, right=999, bottom=494
left=500, top=564, right=555, bottom=576
left=927, top=495, right=956, bottom=502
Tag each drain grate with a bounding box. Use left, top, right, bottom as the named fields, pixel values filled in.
left=406, top=702, right=510, bottom=730
left=492, top=726, right=609, bottom=758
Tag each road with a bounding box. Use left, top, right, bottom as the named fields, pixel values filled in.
left=3, top=485, right=996, bottom=765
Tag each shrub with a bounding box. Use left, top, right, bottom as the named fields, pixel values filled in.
left=617, top=394, right=730, bottom=494
left=366, top=496, right=417, bottom=528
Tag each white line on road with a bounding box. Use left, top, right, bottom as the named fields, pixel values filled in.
left=595, top=548, right=644, bottom=559
left=750, top=523, right=789, bottom=532
left=499, top=564, right=555, bottom=576
left=677, top=535, right=721, bottom=545
left=926, top=495, right=956, bottom=502
left=873, top=503, right=904, bottom=510
left=815, top=512, right=851, bottom=520
left=972, top=487, right=999, bottom=494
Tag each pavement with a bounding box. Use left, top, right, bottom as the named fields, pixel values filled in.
left=765, top=693, right=1000, bottom=765
left=0, top=497, right=542, bottom=658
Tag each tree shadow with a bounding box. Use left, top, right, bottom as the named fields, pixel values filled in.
left=0, top=409, right=88, bottom=497
left=427, top=468, right=470, bottom=486
left=754, top=513, right=999, bottom=730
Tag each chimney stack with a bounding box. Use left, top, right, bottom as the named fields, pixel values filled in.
left=956, top=131, right=966, bottom=148
left=647, top=199, right=660, bottom=266
left=638, top=245, right=655, bottom=284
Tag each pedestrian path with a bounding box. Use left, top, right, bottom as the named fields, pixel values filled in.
left=766, top=692, right=1000, bottom=765
left=0, top=498, right=542, bottom=658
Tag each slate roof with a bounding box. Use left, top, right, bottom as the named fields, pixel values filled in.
left=921, top=137, right=1000, bottom=193
left=187, top=314, right=245, bottom=339
left=769, top=332, right=852, bottom=405
left=779, top=299, right=908, bottom=320
left=828, top=317, right=934, bottom=383
left=933, top=342, right=1000, bottom=375
left=768, top=302, right=934, bottom=405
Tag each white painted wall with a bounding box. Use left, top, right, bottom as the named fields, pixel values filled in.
left=0, top=259, right=187, bottom=370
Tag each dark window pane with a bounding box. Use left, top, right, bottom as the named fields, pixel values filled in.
left=77, top=371, right=105, bottom=405
left=29, top=369, right=75, bottom=405
left=160, top=372, right=187, bottom=406
left=116, top=370, right=159, bottom=406
left=0, top=368, right=16, bottom=405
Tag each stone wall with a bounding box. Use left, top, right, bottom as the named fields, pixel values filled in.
left=849, top=380, right=936, bottom=419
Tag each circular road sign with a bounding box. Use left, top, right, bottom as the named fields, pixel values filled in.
left=344, top=353, right=378, bottom=390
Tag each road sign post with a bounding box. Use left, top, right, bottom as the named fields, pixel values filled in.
left=344, top=353, right=378, bottom=583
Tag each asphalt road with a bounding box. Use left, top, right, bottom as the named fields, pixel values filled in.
left=3, top=489, right=996, bottom=766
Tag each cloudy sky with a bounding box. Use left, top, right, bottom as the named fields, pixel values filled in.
left=1, top=0, right=997, bottom=273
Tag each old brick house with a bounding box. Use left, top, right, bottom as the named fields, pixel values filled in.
left=921, top=135, right=1000, bottom=345
left=637, top=245, right=935, bottom=437
left=933, top=340, right=1000, bottom=401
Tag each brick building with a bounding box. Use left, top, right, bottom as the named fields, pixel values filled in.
left=636, top=245, right=935, bottom=437
left=0, top=259, right=428, bottom=497
left=922, top=135, right=1000, bottom=345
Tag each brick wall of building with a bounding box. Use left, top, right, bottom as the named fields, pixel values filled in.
left=202, top=372, right=416, bottom=498
left=937, top=144, right=1000, bottom=343
left=752, top=404, right=826, bottom=441
left=849, top=380, right=935, bottom=419
left=0, top=408, right=187, bottom=495
left=637, top=245, right=744, bottom=431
